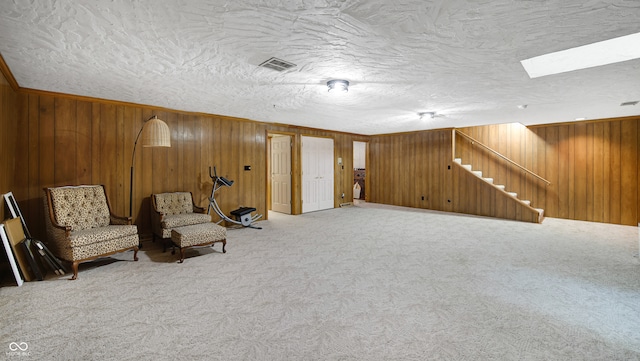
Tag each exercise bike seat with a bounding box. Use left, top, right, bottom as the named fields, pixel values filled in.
left=231, top=207, right=256, bottom=216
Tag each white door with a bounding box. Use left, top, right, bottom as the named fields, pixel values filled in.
left=302, top=136, right=334, bottom=213
left=271, top=135, right=292, bottom=214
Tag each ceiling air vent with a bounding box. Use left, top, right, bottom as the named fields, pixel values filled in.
left=258, top=57, right=296, bottom=72
left=620, top=100, right=639, bottom=106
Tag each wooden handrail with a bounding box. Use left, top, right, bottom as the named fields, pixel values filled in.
left=454, top=130, right=551, bottom=185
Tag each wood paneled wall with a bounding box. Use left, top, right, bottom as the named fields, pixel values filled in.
left=457, top=118, right=640, bottom=226
left=5, top=77, right=638, bottom=243
left=367, top=129, right=540, bottom=223
left=368, top=129, right=454, bottom=211
left=0, top=71, right=19, bottom=221
left=11, top=91, right=368, bottom=241
left=368, top=119, right=639, bottom=226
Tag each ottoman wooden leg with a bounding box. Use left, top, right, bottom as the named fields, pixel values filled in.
left=222, top=239, right=226, bottom=253
left=179, top=247, right=186, bottom=263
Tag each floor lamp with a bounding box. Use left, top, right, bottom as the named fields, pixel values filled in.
left=130, top=115, right=171, bottom=220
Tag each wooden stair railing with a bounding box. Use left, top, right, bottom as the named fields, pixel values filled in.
left=454, top=129, right=551, bottom=186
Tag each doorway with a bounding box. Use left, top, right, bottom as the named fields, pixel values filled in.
left=302, top=136, right=334, bottom=213
left=353, top=141, right=367, bottom=202
left=269, top=134, right=292, bottom=214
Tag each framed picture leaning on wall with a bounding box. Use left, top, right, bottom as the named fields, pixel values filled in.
left=4, top=192, right=31, bottom=238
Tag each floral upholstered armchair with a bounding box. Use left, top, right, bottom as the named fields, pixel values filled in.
left=150, top=192, right=212, bottom=251
left=43, top=185, right=139, bottom=280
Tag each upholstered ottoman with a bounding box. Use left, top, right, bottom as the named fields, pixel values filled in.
left=170, top=223, right=227, bottom=263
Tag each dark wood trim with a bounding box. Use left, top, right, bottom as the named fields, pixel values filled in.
left=0, top=53, right=19, bottom=91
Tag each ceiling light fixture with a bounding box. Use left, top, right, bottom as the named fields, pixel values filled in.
left=520, top=32, right=640, bottom=78
left=327, top=79, right=349, bottom=93
left=418, top=112, right=435, bottom=120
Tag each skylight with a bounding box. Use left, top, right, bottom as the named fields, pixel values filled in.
left=521, top=32, right=640, bottom=78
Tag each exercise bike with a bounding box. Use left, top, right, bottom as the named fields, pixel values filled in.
left=207, top=166, right=262, bottom=229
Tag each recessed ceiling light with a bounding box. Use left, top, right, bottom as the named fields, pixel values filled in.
left=575, top=117, right=587, bottom=121
left=520, top=32, right=640, bottom=78
left=517, top=104, right=528, bottom=110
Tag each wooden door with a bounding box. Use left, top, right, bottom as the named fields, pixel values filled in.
left=271, top=135, right=292, bottom=214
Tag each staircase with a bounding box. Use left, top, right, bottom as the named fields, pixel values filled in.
left=454, top=158, right=545, bottom=222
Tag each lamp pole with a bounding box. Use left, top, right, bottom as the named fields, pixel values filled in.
left=129, top=126, right=145, bottom=218
left=129, top=115, right=171, bottom=218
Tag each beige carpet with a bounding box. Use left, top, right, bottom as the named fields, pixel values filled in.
left=1, top=202, right=639, bottom=360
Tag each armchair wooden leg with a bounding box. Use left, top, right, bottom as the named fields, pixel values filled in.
left=133, top=246, right=139, bottom=261
left=70, top=261, right=80, bottom=280
left=179, top=248, right=186, bottom=263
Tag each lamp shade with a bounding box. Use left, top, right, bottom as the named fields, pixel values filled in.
left=141, top=116, right=171, bottom=147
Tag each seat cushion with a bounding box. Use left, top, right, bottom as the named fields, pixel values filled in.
left=68, top=224, right=139, bottom=248
left=59, top=234, right=140, bottom=262
left=161, top=213, right=212, bottom=229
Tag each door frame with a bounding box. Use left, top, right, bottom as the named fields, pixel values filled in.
left=352, top=140, right=368, bottom=201
left=266, top=131, right=296, bottom=215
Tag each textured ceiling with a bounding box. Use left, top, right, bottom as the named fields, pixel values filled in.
left=1, top=0, right=639, bottom=135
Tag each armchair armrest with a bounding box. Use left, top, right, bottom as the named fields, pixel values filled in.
left=110, top=212, right=132, bottom=225
left=193, top=204, right=206, bottom=214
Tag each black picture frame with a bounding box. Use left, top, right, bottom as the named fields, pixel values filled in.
left=3, top=192, right=31, bottom=238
